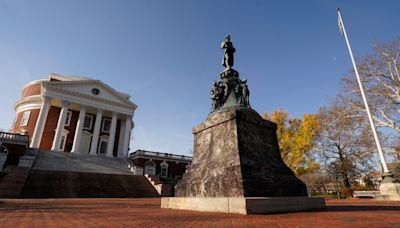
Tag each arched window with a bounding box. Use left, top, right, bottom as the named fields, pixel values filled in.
left=160, top=161, right=169, bottom=178
left=144, top=160, right=156, bottom=175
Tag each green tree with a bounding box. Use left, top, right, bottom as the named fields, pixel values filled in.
left=262, top=109, right=320, bottom=175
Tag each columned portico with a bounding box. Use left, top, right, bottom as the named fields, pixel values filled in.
left=30, top=96, right=51, bottom=148
left=106, top=112, right=118, bottom=157
left=51, top=101, right=69, bottom=151
left=15, top=73, right=137, bottom=158
left=90, top=109, right=103, bottom=155
left=71, top=105, right=86, bottom=153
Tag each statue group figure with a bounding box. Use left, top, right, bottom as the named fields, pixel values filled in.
left=210, top=78, right=250, bottom=112
left=211, top=82, right=223, bottom=111
left=210, top=35, right=250, bottom=113
left=235, top=79, right=250, bottom=107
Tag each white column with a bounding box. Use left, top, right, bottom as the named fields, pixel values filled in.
left=106, top=112, right=118, bottom=157
left=30, top=96, right=51, bottom=148
left=122, top=116, right=132, bottom=157
left=71, top=105, right=86, bottom=153
left=51, top=101, right=69, bottom=151
left=117, top=118, right=126, bottom=157
left=90, top=109, right=103, bottom=155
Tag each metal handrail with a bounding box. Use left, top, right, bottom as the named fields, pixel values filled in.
left=0, top=132, right=29, bottom=145
left=131, top=150, right=192, bottom=161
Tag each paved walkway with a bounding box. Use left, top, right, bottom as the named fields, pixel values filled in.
left=0, top=198, right=399, bottom=227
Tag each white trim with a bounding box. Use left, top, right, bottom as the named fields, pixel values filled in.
left=83, top=114, right=93, bottom=130
left=19, top=129, right=28, bottom=135
left=43, top=80, right=135, bottom=107
left=101, top=118, right=111, bottom=133
left=20, top=111, right=31, bottom=126
left=129, top=155, right=191, bottom=163
left=82, top=130, right=93, bottom=136
left=44, top=88, right=135, bottom=116
left=14, top=95, right=43, bottom=113
left=65, top=111, right=72, bottom=127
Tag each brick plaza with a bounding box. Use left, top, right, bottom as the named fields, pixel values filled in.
left=0, top=198, right=399, bottom=227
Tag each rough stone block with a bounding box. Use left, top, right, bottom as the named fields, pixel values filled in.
left=375, top=182, right=400, bottom=201
left=175, top=108, right=307, bottom=197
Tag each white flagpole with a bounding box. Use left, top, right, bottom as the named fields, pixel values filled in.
left=337, top=8, right=390, bottom=174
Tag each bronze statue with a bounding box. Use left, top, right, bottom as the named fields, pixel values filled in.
left=221, top=35, right=235, bottom=69
left=211, top=82, right=220, bottom=110
left=242, top=81, right=250, bottom=107
left=210, top=36, right=251, bottom=113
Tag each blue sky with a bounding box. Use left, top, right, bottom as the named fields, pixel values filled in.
left=1, top=0, right=399, bottom=155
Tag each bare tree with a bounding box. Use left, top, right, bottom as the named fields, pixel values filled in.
left=342, top=37, right=400, bottom=133
left=316, top=101, right=376, bottom=188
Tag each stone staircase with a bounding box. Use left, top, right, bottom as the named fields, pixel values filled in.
left=0, top=166, right=30, bottom=198
left=145, top=174, right=173, bottom=196
left=33, top=150, right=134, bottom=175
left=21, top=170, right=159, bottom=198
left=18, top=150, right=159, bottom=198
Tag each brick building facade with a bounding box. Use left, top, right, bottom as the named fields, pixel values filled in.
left=11, top=73, right=137, bottom=157
left=129, top=150, right=192, bottom=180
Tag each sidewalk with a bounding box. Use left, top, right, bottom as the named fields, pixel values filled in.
left=0, top=198, right=399, bottom=227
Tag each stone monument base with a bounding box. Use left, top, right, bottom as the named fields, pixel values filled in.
left=161, top=197, right=325, bottom=215
left=375, top=182, right=400, bottom=201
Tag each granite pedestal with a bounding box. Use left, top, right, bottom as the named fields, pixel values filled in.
left=162, top=108, right=325, bottom=214
left=375, top=182, right=400, bottom=201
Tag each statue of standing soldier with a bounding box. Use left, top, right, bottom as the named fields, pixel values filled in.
left=221, top=35, right=235, bottom=69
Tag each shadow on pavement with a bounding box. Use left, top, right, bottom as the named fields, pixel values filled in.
left=325, top=205, right=400, bottom=212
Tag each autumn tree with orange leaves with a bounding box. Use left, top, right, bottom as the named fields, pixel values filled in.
left=262, top=109, right=320, bottom=176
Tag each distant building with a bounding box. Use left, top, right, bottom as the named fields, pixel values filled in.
left=11, top=73, right=137, bottom=157
left=129, top=150, right=192, bottom=180
left=0, top=132, right=29, bottom=168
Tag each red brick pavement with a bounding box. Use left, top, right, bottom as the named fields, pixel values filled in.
left=0, top=198, right=399, bottom=227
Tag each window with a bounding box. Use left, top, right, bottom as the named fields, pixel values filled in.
left=58, top=129, right=69, bottom=151
left=20, top=111, right=31, bottom=126
left=144, top=160, right=156, bottom=175
left=102, top=118, right=112, bottom=133
left=98, top=135, right=109, bottom=155
left=59, top=135, right=66, bottom=150
left=83, top=115, right=93, bottom=130
left=98, top=141, right=107, bottom=155
left=65, top=111, right=72, bottom=126
left=160, top=161, right=169, bottom=178
left=92, top=88, right=100, bottom=95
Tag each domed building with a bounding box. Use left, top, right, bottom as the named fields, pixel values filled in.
left=11, top=73, right=137, bottom=158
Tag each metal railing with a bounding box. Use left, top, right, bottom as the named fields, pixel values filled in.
left=0, top=132, right=29, bottom=146
left=131, top=150, right=192, bottom=162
